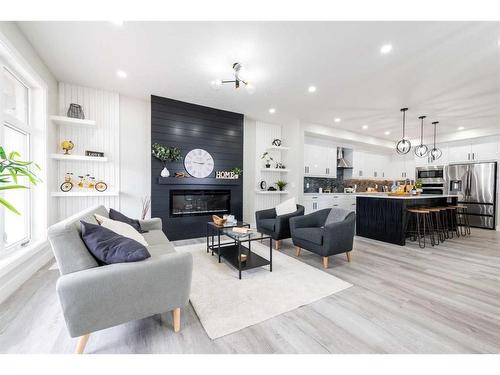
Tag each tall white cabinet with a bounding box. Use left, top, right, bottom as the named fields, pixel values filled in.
left=304, top=137, right=337, bottom=178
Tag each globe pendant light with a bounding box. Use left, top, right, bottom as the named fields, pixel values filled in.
left=396, top=108, right=411, bottom=154
left=429, top=121, right=442, bottom=161
left=414, top=115, right=429, bottom=157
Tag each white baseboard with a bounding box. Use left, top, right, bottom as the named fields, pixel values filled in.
left=0, top=242, right=53, bottom=305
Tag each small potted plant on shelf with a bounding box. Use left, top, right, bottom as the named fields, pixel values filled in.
left=261, top=152, right=273, bottom=168
left=152, top=143, right=182, bottom=177
left=230, top=167, right=243, bottom=179
left=275, top=180, right=288, bottom=191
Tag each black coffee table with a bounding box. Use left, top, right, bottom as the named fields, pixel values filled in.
left=206, top=221, right=250, bottom=262
left=219, top=229, right=272, bottom=280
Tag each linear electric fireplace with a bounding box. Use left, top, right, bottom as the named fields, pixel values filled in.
left=170, top=189, right=231, bottom=217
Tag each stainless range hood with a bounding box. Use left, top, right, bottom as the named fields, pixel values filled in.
left=337, top=147, right=352, bottom=168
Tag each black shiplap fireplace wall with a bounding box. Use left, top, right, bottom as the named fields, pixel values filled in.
left=151, top=95, right=244, bottom=240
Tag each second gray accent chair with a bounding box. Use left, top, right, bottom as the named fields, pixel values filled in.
left=290, top=208, right=355, bottom=269
left=47, top=205, right=193, bottom=354
left=255, top=204, right=305, bottom=249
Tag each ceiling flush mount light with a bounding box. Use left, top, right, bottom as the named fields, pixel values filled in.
left=116, top=70, right=127, bottom=79
left=458, top=126, right=465, bottom=130
left=308, top=86, right=317, bottom=93
left=380, top=44, right=393, bottom=54
left=384, top=131, right=391, bottom=135
left=429, top=121, right=442, bottom=161
left=414, top=115, right=429, bottom=158
left=362, top=125, right=368, bottom=130
left=334, top=118, right=341, bottom=123
left=211, top=62, right=254, bottom=92
left=396, top=108, right=411, bottom=155
left=269, top=108, right=276, bottom=114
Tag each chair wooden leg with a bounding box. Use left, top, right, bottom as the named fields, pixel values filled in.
left=172, top=308, right=181, bottom=333
left=275, top=240, right=281, bottom=250
left=296, top=246, right=301, bottom=257
left=346, top=251, right=351, bottom=262
left=75, top=334, right=90, bottom=354
left=322, top=256, right=329, bottom=269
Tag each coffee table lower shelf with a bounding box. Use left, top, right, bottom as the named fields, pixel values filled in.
left=219, top=244, right=271, bottom=272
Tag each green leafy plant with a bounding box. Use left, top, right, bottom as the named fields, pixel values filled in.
left=0, top=147, right=41, bottom=215
left=261, top=152, right=273, bottom=162
left=275, top=180, right=288, bottom=191
left=230, top=167, right=243, bottom=177
left=151, top=143, right=182, bottom=166
left=415, top=179, right=423, bottom=189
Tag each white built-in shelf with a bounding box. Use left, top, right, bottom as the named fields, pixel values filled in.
left=50, top=115, right=96, bottom=128
left=51, top=191, right=119, bottom=197
left=261, top=168, right=290, bottom=173
left=50, top=154, right=108, bottom=162
left=255, top=190, right=289, bottom=195
left=266, top=146, right=289, bottom=151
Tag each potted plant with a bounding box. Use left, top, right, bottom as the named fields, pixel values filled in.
left=230, top=167, right=243, bottom=179
left=275, top=180, right=288, bottom=191
left=0, top=147, right=41, bottom=214
left=415, top=179, right=423, bottom=194
left=152, top=143, right=182, bottom=177
left=261, top=152, right=273, bottom=168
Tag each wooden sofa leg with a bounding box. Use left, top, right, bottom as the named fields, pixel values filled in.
left=346, top=252, right=352, bottom=262
left=275, top=240, right=281, bottom=250
left=323, top=256, right=329, bottom=269
left=172, top=308, right=181, bottom=333
left=75, top=334, right=90, bottom=354
left=296, top=247, right=301, bottom=257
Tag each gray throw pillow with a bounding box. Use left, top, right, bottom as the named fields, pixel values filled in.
left=109, top=208, right=148, bottom=233
left=324, top=208, right=351, bottom=226
left=80, top=221, right=151, bottom=264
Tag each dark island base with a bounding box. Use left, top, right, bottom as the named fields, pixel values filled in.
left=356, top=196, right=458, bottom=246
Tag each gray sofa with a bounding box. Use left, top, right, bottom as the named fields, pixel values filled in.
left=255, top=205, right=305, bottom=249
left=47, top=205, right=193, bottom=354
left=290, top=208, right=355, bottom=269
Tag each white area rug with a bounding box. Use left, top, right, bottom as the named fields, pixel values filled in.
left=176, top=241, right=352, bottom=339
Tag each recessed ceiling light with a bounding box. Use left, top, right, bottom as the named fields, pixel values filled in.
left=380, top=44, right=393, bottom=54
left=334, top=118, right=341, bottom=123
left=110, top=20, right=124, bottom=26
left=362, top=125, right=368, bottom=130
left=269, top=108, right=276, bottom=114
left=308, top=86, right=317, bottom=93
left=458, top=126, right=465, bottom=130
left=116, top=70, right=127, bottom=79
left=384, top=131, right=391, bottom=135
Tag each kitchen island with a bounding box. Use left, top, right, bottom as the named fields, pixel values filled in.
left=356, top=194, right=458, bottom=245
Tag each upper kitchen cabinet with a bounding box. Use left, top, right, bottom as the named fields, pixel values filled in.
left=303, top=137, right=337, bottom=178
left=353, top=149, right=392, bottom=179
left=390, top=152, right=416, bottom=180
left=448, top=137, right=499, bottom=163
left=352, top=150, right=365, bottom=178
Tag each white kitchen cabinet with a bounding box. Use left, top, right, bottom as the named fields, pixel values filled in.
left=390, top=152, right=416, bottom=180
left=470, top=140, right=499, bottom=161
left=447, top=138, right=499, bottom=163
left=303, top=194, right=357, bottom=214
left=352, top=150, right=366, bottom=178
left=448, top=143, right=471, bottom=163
left=304, top=141, right=337, bottom=177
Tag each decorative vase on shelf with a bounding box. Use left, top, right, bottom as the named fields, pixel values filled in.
left=160, top=166, right=170, bottom=177
left=265, top=164, right=270, bottom=168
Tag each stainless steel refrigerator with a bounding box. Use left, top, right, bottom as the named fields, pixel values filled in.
left=446, top=162, right=497, bottom=229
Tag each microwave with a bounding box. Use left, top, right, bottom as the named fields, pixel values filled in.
left=416, top=166, right=445, bottom=182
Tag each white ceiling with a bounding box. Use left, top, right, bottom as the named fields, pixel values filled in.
left=17, top=21, right=500, bottom=141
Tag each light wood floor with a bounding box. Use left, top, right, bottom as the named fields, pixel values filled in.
left=1, top=229, right=499, bottom=353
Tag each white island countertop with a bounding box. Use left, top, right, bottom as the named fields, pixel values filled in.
left=356, top=193, right=458, bottom=200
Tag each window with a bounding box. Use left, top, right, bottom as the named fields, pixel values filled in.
left=2, top=67, right=32, bottom=250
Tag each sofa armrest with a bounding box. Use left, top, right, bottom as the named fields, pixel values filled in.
left=56, top=251, right=192, bottom=337
left=323, top=213, right=356, bottom=252
left=139, top=217, right=162, bottom=231
left=255, top=207, right=276, bottom=221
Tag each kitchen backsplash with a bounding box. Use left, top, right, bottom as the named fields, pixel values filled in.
left=304, top=171, right=400, bottom=193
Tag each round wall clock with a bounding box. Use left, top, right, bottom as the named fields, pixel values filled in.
left=184, top=149, right=214, bottom=178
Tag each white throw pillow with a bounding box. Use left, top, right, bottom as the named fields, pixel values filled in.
left=94, top=214, right=149, bottom=246
left=275, top=198, right=297, bottom=216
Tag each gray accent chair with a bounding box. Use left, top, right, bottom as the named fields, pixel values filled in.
left=290, top=208, right=355, bottom=269
left=47, top=205, right=193, bottom=354
left=255, top=204, right=305, bottom=249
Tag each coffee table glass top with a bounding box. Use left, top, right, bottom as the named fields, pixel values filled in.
left=208, top=220, right=249, bottom=229
left=221, top=228, right=269, bottom=241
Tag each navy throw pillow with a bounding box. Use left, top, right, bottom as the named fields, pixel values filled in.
left=109, top=208, right=147, bottom=233
left=80, top=221, right=151, bottom=264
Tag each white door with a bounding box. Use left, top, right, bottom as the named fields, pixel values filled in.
left=471, top=140, right=499, bottom=161
left=448, top=143, right=472, bottom=163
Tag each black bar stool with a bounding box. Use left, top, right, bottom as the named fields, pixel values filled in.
left=455, top=204, right=471, bottom=236
left=406, top=208, right=436, bottom=249
left=426, top=207, right=445, bottom=244
left=446, top=206, right=460, bottom=238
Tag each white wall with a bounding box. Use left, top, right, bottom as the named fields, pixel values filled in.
left=243, top=117, right=256, bottom=224
left=119, top=96, right=151, bottom=218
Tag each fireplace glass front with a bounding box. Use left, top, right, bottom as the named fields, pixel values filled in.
left=170, top=189, right=231, bottom=217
